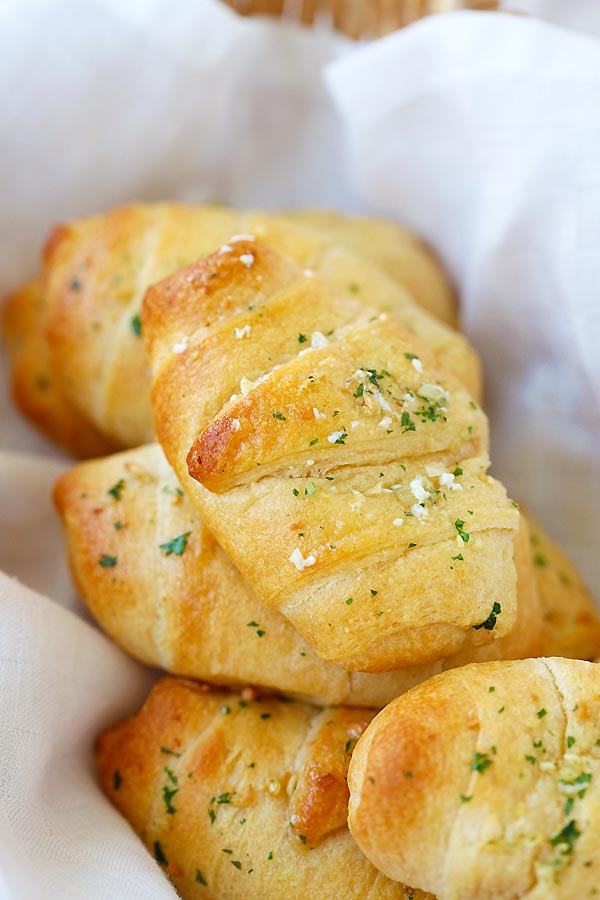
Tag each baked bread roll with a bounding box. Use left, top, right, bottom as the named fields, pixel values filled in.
left=18, top=203, right=477, bottom=450
left=2, top=279, right=116, bottom=457
left=53, top=443, right=543, bottom=707
left=348, top=657, right=600, bottom=900
left=144, top=239, right=517, bottom=672
left=525, top=511, right=600, bottom=659
left=95, top=676, right=404, bottom=900
left=287, top=209, right=457, bottom=326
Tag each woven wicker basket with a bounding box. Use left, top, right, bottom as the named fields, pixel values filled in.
left=223, top=0, right=500, bottom=39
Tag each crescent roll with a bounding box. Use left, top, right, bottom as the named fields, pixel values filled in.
left=53, top=443, right=544, bottom=707
left=95, top=676, right=404, bottom=900
left=143, top=239, right=517, bottom=672
left=524, top=511, right=600, bottom=659
left=2, top=279, right=116, bottom=457
left=348, top=658, right=600, bottom=900
left=34, top=203, right=478, bottom=449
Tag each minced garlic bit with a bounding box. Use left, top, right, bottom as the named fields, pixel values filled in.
left=289, top=548, right=316, bottom=571
left=240, top=376, right=256, bottom=395
left=219, top=244, right=232, bottom=254
left=439, top=472, right=463, bottom=491
left=306, top=459, right=314, bottom=466
left=351, top=420, right=361, bottom=429
left=393, top=518, right=404, bottom=526
left=418, top=382, right=450, bottom=405
left=313, top=407, right=325, bottom=420
left=412, top=357, right=423, bottom=373
left=378, top=416, right=392, bottom=429
left=327, top=431, right=346, bottom=444
left=411, top=503, right=429, bottom=521
left=304, top=269, right=316, bottom=277
left=410, top=475, right=431, bottom=503
left=230, top=234, right=256, bottom=242
left=311, top=331, right=329, bottom=350
left=239, top=253, right=254, bottom=269
left=234, top=325, right=251, bottom=339
left=231, top=419, right=241, bottom=432
left=172, top=337, right=189, bottom=354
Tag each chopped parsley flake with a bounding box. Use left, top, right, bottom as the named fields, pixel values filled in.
left=533, top=553, right=548, bottom=568
left=113, top=520, right=124, bottom=530
left=231, top=860, right=242, bottom=870
left=160, top=532, right=191, bottom=556
left=370, top=589, right=378, bottom=597
left=160, top=747, right=181, bottom=757
left=273, top=411, right=286, bottom=421
left=98, top=554, right=117, bottom=568
left=131, top=314, right=142, bottom=337
left=107, top=479, right=125, bottom=501
left=220, top=706, right=231, bottom=715
left=195, top=870, right=207, bottom=886
left=153, top=841, right=168, bottom=867
left=460, top=794, right=472, bottom=803
left=455, top=519, right=470, bottom=542
left=567, top=736, right=576, bottom=749
left=309, top=437, right=318, bottom=446
left=537, top=708, right=547, bottom=719
left=209, top=808, right=216, bottom=824
left=345, top=597, right=353, bottom=605
left=162, top=784, right=179, bottom=814
left=549, top=819, right=581, bottom=855
left=298, top=333, right=307, bottom=343
left=401, top=411, right=416, bottom=433
left=453, top=467, right=463, bottom=476
left=471, top=751, right=493, bottom=774
left=473, top=602, right=501, bottom=631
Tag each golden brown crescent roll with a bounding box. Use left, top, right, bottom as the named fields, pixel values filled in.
left=143, top=239, right=517, bottom=672
left=53, top=443, right=541, bottom=707
left=39, top=203, right=479, bottom=448
left=288, top=209, right=457, bottom=327
left=95, top=676, right=404, bottom=900
left=348, top=657, right=600, bottom=900
left=524, top=510, right=600, bottom=659
left=2, top=279, right=116, bottom=457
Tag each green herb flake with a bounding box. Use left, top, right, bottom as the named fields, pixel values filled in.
left=107, top=479, right=125, bottom=501
left=113, top=520, right=125, bottom=530
left=160, top=531, right=191, bottom=557
left=160, top=747, right=181, bottom=757
left=452, top=553, right=463, bottom=561
left=401, top=411, right=416, bottom=433
left=220, top=706, right=231, bottom=715
left=305, top=482, right=317, bottom=496
left=208, top=808, right=216, bottom=824
left=333, top=432, right=348, bottom=444
left=473, top=602, right=501, bottom=631
left=298, top=333, right=307, bottom=344
left=370, top=589, right=378, bottom=597
left=455, top=519, right=470, bottom=542
left=292, top=488, right=300, bottom=496
left=537, top=708, right=547, bottom=719
left=98, top=554, right=117, bottom=568
left=408, top=542, right=417, bottom=548
left=549, top=819, right=581, bottom=855
left=309, top=437, right=319, bottom=446
left=533, top=553, right=548, bottom=568
left=267, top=850, right=273, bottom=860
left=131, top=314, right=142, bottom=337
left=162, top=784, right=179, bottom=814
left=460, top=794, right=472, bottom=803
left=273, top=411, right=286, bottom=421
left=345, top=597, right=353, bottom=606
left=153, top=841, right=168, bottom=867
left=195, top=869, right=207, bottom=886
left=453, top=467, right=463, bottom=476
left=525, top=755, right=537, bottom=765
left=471, top=751, right=493, bottom=774
left=567, top=736, right=576, bottom=749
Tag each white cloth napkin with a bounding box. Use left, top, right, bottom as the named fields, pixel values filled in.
left=1, top=1, right=599, bottom=897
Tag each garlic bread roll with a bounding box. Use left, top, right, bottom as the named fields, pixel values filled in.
left=54, top=444, right=541, bottom=706
left=38, top=203, right=478, bottom=448
left=2, top=279, right=116, bottom=457
left=143, top=240, right=516, bottom=672
left=348, top=658, right=600, bottom=900
left=96, top=677, right=404, bottom=900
